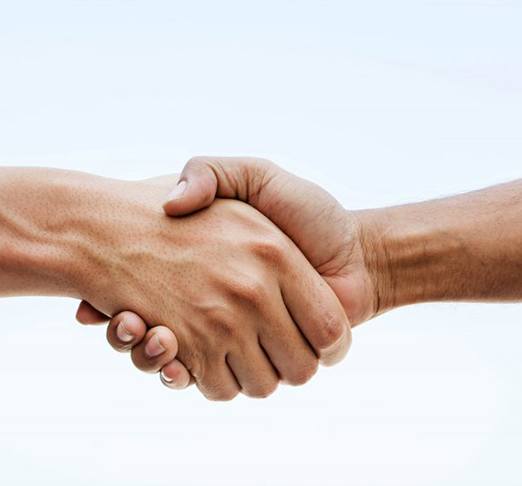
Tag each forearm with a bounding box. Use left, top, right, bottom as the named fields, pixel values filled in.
left=358, top=180, right=522, bottom=313
left=0, top=167, right=127, bottom=299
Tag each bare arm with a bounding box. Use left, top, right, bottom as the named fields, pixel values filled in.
left=83, top=157, right=522, bottom=392
left=0, top=167, right=100, bottom=298
left=162, top=157, right=522, bottom=321
left=0, top=166, right=350, bottom=400
left=359, top=179, right=522, bottom=313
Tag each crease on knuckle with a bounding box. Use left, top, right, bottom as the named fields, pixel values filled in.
left=243, top=158, right=275, bottom=203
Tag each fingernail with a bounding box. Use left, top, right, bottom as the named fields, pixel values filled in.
left=145, top=335, right=166, bottom=358
left=116, top=322, right=134, bottom=343
left=160, top=369, right=174, bottom=383
left=167, top=180, right=187, bottom=201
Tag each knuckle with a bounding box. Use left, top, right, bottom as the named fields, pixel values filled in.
left=285, top=358, right=319, bottom=386
left=206, top=316, right=236, bottom=340
left=189, top=354, right=239, bottom=401
left=249, top=236, right=288, bottom=266
left=202, top=305, right=239, bottom=339
left=243, top=157, right=274, bottom=183
left=316, top=311, right=346, bottom=350
left=244, top=380, right=278, bottom=399
left=255, top=157, right=276, bottom=170
left=226, top=278, right=268, bottom=308
left=247, top=157, right=276, bottom=178
left=202, top=383, right=239, bottom=402
left=214, top=389, right=239, bottom=401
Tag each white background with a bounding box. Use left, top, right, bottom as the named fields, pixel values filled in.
left=0, top=1, right=521, bottom=485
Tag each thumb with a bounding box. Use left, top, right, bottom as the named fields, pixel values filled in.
left=163, top=158, right=219, bottom=216
left=163, top=156, right=347, bottom=272
left=163, top=156, right=275, bottom=216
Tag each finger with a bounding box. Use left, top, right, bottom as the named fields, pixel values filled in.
left=106, top=311, right=149, bottom=352
left=131, top=326, right=179, bottom=373
left=76, top=300, right=110, bottom=325
left=226, top=345, right=279, bottom=398
left=257, top=293, right=319, bottom=386
left=160, top=360, right=193, bottom=390
left=281, top=253, right=351, bottom=366
left=163, top=156, right=274, bottom=216
left=163, top=157, right=348, bottom=274
left=193, top=357, right=240, bottom=401
left=163, top=157, right=218, bottom=215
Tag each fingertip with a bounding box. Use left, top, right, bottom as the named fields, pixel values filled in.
left=75, top=300, right=109, bottom=325
left=147, top=326, right=179, bottom=358
left=162, top=197, right=190, bottom=216
left=144, top=334, right=166, bottom=358
left=116, top=319, right=137, bottom=343
left=111, top=311, right=147, bottom=330
left=107, top=312, right=148, bottom=350
left=160, top=360, right=192, bottom=389
left=163, top=183, right=214, bottom=217
left=131, top=326, right=179, bottom=373
left=163, top=158, right=220, bottom=217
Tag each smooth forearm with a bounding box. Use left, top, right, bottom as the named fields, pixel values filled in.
left=0, top=168, right=84, bottom=297
left=0, top=167, right=134, bottom=299
left=358, top=180, right=522, bottom=314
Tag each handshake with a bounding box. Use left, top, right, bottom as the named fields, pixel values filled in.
left=75, top=156, right=377, bottom=400
left=2, top=157, right=519, bottom=401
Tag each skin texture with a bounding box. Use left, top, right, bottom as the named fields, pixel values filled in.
left=80, top=157, right=522, bottom=393
left=79, top=157, right=376, bottom=391
left=0, top=167, right=351, bottom=401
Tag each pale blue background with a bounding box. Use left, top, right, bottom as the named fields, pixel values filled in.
left=0, top=1, right=520, bottom=485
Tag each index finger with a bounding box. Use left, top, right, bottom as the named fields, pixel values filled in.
left=280, top=251, right=351, bottom=366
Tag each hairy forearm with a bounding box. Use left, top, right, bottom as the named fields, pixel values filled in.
left=358, top=180, right=522, bottom=313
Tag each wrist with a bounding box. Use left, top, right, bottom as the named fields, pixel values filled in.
left=356, top=200, right=471, bottom=314
left=0, top=168, right=179, bottom=308
left=354, top=208, right=396, bottom=317
left=65, top=173, right=180, bottom=313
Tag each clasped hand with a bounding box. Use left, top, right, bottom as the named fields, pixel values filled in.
left=76, top=158, right=376, bottom=400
